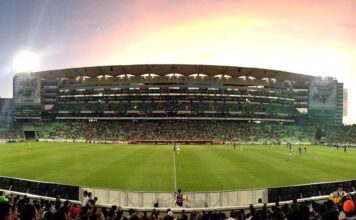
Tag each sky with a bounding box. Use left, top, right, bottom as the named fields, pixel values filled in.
left=0, top=0, right=355, bottom=123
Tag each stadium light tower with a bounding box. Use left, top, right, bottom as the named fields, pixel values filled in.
left=13, top=51, right=40, bottom=73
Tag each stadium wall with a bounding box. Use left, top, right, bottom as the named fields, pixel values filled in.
left=1, top=176, right=355, bottom=209
left=82, top=186, right=267, bottom=208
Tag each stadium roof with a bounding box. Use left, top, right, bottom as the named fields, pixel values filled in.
left=29, top=64, right=314, bottom=82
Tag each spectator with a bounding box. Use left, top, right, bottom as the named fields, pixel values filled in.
left=0, top=201, right=12, bottom=220
left=163, top=209, right=174, bottom=220
left=338, top=199, right=356, bottom=220
left=179, top=210, right=188, bottom=220
left=83, top=192, right=92, bottom=207
left=69, top=206, right=81, bottom=220
left=330, top=185, right=347, bottom=204
left=20, top=204, right=37, bottom=220
left=322, top=199, right=339, bottom=220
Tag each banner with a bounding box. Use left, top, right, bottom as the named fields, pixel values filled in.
left=309, top=79, right=337, bottom=110
left=14, top=74, right=41, bottom=104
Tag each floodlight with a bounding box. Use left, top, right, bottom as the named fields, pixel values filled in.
left=13, top=51, right=40, bottom=73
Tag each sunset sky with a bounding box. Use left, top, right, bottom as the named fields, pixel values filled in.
left=0, top=0, right=355, bottom=123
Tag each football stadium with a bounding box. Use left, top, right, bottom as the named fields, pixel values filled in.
left=0, top=64, right=355, bottom=214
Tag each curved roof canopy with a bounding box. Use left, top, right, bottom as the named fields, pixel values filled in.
left=29, top=64, right=315, bottom=82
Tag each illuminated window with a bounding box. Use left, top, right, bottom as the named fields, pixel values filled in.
left=141, top=73, right=159, bottom=78
left=213, top=74, right=232, bottom=79
left=117, top=74, right=135, bottom=79
left=166, top=73, right=183, bottom=78
left=189, top=73, right=207, bottom=78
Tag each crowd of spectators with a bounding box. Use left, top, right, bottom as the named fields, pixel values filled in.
left=33, top=121, right=311, bottom=143
left=0, top=123, right=17, bottom=140
left=1, top=190, right=356, bottom=220
left=325, top=125, right=356, bottom=145
left=3, top=119, right=356, bottom=145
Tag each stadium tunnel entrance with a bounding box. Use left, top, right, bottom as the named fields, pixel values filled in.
left=23, top=125, right=37, bottom=140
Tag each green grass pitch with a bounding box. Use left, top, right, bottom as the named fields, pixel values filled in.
left=0, top=142, right=355, bottom=192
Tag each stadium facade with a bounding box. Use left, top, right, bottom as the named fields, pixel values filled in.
left=13, top=64, right=343, bottom=127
